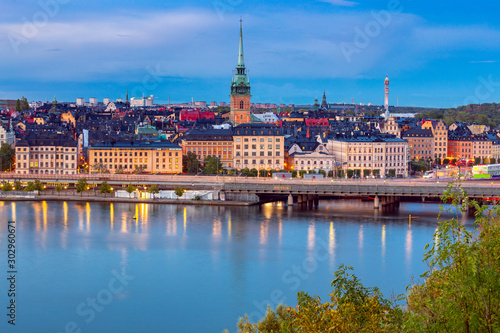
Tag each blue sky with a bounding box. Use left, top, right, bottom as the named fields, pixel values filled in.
left=1, top=0, right=500, bottom=108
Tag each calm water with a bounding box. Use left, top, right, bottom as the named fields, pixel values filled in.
left=0, top=200, right=471, bottom=333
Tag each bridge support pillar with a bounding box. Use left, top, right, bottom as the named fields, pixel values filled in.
left=374, top=196, right=380, bottom=209
left=308, top=195, right=314, bottom=209
left=297, top=195, right=302, bottom=204
left=422, top=196, right=425, bottom=203
left=313, top=195, right=319, bottom=207
left=288, top=194, right=294, bottom=206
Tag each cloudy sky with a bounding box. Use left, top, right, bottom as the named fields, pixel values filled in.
left=1, top=0, right=500, bottom=107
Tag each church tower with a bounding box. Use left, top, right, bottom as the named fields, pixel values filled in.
left=230, top=19, right=252, bottom=126
left=384, top=75, right=390, bottom=119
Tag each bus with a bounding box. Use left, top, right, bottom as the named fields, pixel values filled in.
left=423, top=170, right=434, bottom=179
left=472, top=164, right=500, bottom=179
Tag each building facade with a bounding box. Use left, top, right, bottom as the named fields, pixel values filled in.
left=421, top=120, right=448, bottom=160
left=328, top=134, right=408, bottom=177
left=233, top=124, right=284, bottom=171
left=15, top=134, right=78, bottom=175
left=402, top=128, right=434, bottom=161
left=181, top=129, right=234, bottom=168
left=88, top=141, right=182, bottom=174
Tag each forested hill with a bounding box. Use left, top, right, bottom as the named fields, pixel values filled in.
left=415, top=103, right=500, bottom=127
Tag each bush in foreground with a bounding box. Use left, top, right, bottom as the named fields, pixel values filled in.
left=228, top=183, right=500, bottom=332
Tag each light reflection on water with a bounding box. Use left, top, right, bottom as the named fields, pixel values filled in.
left=0, top=199, right=474, bottom=333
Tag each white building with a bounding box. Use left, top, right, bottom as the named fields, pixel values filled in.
left=76, top=98, right=85, bottom=107
left=131, top=95, right=154, bottom=107
left=89, top=97, right=98, bottom=106
left=252, top=112, right=280, bottom=123
left=103, top=98, right=111, bottom=106
left=0, top=125, right=15, bottom=146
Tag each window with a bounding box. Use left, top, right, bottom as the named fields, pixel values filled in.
left=240, top=100, right=244, bottom=108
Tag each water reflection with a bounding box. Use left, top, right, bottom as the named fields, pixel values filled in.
left=259, top=220, right=268, bottom=245
left=11, top=202, right=16, bottom=221
left=307, top=222, right=315, bottom=253
left=381, top=224, right=386, bottom=259
left=329, top=222, right=335, bottom=268
left=405, top=228, right=413, bottom=271
left=110, top=203, right=114, bottom=230
left=358, top=224, right=364, bottom=250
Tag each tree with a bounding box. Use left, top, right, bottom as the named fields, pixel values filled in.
left=174, top=186, right=185, bottom=199
left=203, top=155, right=222, bottom=175
left=15, top=99, right=21, bottom=112
left=388, top=169, right=396, bottom=178
left=92, top=162, right=108, bottom=174
left=76, top=178, right=88, bottom=196
left=55, top=183, right=63, bottom=193
left=346, top=169, right=354, bottom=178
left=125, top=184, right=135, bottom=194
left=34, top=179, right=44, bottom=191
left=2, top=182, right=12, bottom=191
left=435, top=157, right=441, bottom=165
left=318, top=169, right=326, bottom=177
left=373, top=169, right=380, bottom=177
left=337, top=169, right=345, bottom=178
left=241, top=168, right=250, bottom=176
left=299, top=170, right=307, bottom=178
left=134, top=165, right=146, bottom=174
left=20, top=96, right=29, bottom=111
left=24, top=182, right=35, bottom=191
left=291, top=170, right=297, bottom=178
left=451, top=158, right=457, bottom=165
left=0, top=143, right=15, bottom=171
left=405, top=184, right=500, bottom=332
left=99, top=181, right=113, bottom=197
left=363, top=169, right=371, bottom=178
left=491, top=157, right=497, bottom=165
left=183, top=152, right=201, bottom=174
left=13, top=181, right=23, bottom=191
left=443, top=158, right=450, bottom=165
left=249, top=168, right=258, bottom=177
left=483, top=157, right=490, bottom=165
left=148, top=184, right=160, bottom=199
left=474, top=157, right=481, bottom=165
left=259, top=169, right=268, bottom=177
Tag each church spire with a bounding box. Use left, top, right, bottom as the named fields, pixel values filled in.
left=237, top=17, right=245, bottom=69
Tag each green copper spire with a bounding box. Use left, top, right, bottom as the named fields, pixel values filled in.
left=231, top=18, right=250, bottom=96
left=237, top=17, right=245, bottom=68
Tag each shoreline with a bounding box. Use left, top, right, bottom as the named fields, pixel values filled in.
left=0, top=194, right=257, bottom=206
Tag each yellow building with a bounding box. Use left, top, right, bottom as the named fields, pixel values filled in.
left=181, top=129, right=234, bottom=168
left=233, top=124, right=284, bottom=171
left=88, top=141, right=182, bottom=174
left=421, top=120, right=448, bottom=159
left=15, top=134, right=78, bottom=175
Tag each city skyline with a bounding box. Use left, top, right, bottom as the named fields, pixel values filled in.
left=1, top=0, right=500, bottom=107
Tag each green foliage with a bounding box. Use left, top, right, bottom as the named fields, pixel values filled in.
left=443, top=158, right=450, bottom=165
left=249, top=168, right=258, bottom=177
left=148, top=184, right=159, bottom=194
left=372, top=169, right=380, bottom=177
left=134, top=165, right=146, bottom=174
left=299, top=170, right=307, bottom=178
left=241, top=168, right=250, bottom=176
left=20, top=96, right=29, bottom=111
left=24, top=182, right=35, bottom=191
left=337, top=169, right=344, bottom=178
left=318, top=169, right=326, bottom=177
left=291, top=170, right=297, bottom=178
left=388, top=169, right=396, bottom=178
left=15, top=99, right=21, bottom=112
left=34, top=179, right=43, bottom=191
left=346, top=169, right=354, bottom=178
left=491, top=157, right=497, bottom=165
left=2, top=182, right=12, bottom=191
left=418, top=103, right=500, bottom=127
left=183, top=152, right=201, bottom=174
left=0, top=143, right=15, bottom=171
left=75, top=178, right=88, bottom=195
left=99, top=181, right=113, bottom=195
left=55, top=183, right=63, bottom=192
left=405, top=183, right=500, bottom=332
left=410, top=159, right=429, bottom=172
left=353, top=169, right=361, bottom=177
left=474, top=157, right=481, bottom=165
left=174, top=186, right=185, bottom=199
left=259, top=169, right=268, bottom=177
left=452, top=158, right=457, bottom=165
left=13, top=181, right=23, bottom=191
left=483, top=157, right=490, bottom=165
left=203, top=155, right=222, bottom=175
left=435, top=157, right=441, bottom=165
left=363, top=169, right=370, bottom=177
left=125, top=184, right=135, bottom=194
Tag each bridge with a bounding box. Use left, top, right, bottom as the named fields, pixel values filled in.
left=1, top=173, right=499, bottom=209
